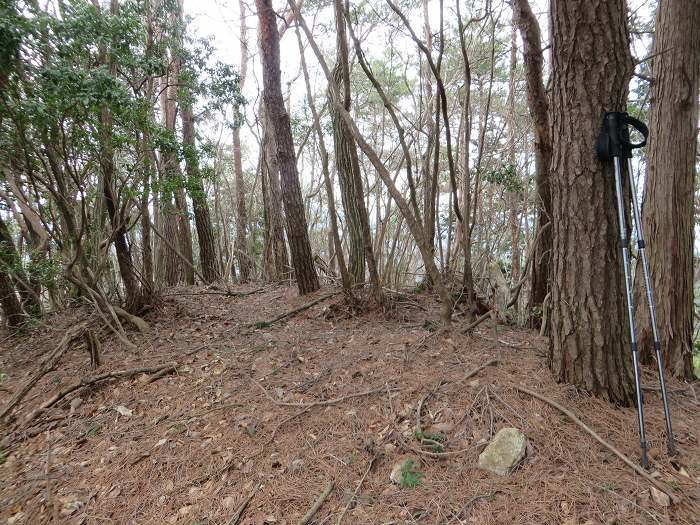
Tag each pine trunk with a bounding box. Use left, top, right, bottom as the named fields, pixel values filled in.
left=548, top=0, right=635, bottom=405
left=633, top=0, right=699, bottom=379
left=257, top=0, right=319, bottom=295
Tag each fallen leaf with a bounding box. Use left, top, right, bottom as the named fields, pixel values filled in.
left=114, top=405, right=133, bottom=417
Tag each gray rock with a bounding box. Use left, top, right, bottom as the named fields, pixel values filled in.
left=478, top=427, right=527, bottom=476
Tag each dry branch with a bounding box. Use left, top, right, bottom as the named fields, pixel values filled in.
left=336, top=456, right=376, bottom=525
left=22, top=363, right=177, bottom=427
left=226, top=483, right=261, bottom=525
left=248, top=291, right=340, bottom=328
left=458, top=359, right=500, bottom=384
left=297, top=481, right=333, bottom=525
left=253, top=380, right=396, bottom=408
left=514, top=385, right=679, bottom=503
left=461, top=311, right=492, bottom=333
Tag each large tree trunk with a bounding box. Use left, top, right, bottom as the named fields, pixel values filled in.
left=633, top=0, right=699, bottom=379
left=262, top=107, right=291, bottom=280
left=513, top=0, right=552, bottom=314
left=257, top=0, right=319, bottom=295
left=548, top=0, right=635, bottom=405
left=234, top=0, right=252, bottom=282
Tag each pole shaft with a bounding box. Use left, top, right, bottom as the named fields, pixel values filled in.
left=626, top=158, right=675, bottom=454
left=613, top=157, right=649, bottom=468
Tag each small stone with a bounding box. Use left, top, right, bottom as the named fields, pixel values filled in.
left=69, top=398, right=83, bottom=413
left=290, top=458, right=305, bottom=472
left=650, top=487, right=671, bottom=507
left=477, top=427, right=527, bottom=476
left=389, top=456, right=417, bottom=485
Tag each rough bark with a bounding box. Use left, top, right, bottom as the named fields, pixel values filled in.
left=330, top=62, right=365, bottom=284
left=513, top=0, right=553, bottom=313
left=633, top=0, right=699, bottom=379
left=548, top=0, right=635, bottom=405
left=257, top=0, right=319, bottom=295
left=262, top=106, right=291, bottom=280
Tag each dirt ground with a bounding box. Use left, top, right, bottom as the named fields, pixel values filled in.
left=1, top=285, right=699, bottom=525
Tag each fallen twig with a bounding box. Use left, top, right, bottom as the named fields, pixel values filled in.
left=226, top=483, right=261, bottom=525
left=22, top=363, right=177, bottom=427
left=337, top=456, right=376, bottom=525
left=462, top=311, right=492, bottom=333
left=253, top=381, right=397, bottom=409
left=514, top=385, right=680, bottom=503
left=458, top=359, right=500, bottom=384
left=297, top=481, right=333, bottom=525
left=249, top=291, right=341, bottom=329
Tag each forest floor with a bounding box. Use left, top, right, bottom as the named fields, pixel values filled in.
left=1, top=285, right=699, bottom=525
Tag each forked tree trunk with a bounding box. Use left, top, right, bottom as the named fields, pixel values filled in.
left=257, top=0, right=319, bottom=295
left=633, top=0, right=699, bottom=379
left=331, top=0, right=382, bottom=301
left=98, top=0, right=143, bottom=313
left=513, top=0, right=552, bottom=314
left=548, top=0, right=635, bottom=405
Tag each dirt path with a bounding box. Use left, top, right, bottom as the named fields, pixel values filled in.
left=1, top=285, right=698, bottom=524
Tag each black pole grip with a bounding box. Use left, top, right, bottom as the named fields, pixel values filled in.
left=621, top=115, right=648, bottom=149
left=596, top=111, right=648, bottom=161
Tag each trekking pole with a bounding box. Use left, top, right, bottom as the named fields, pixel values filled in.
left=596, top=111, right=675, bottom=467
left=625, top=150, right=676, bottom=457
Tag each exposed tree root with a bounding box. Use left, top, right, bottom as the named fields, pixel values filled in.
left=1, top=320, right=90, bottom=421
left=514, top=384, right=680, bottom=504
left=22, top=363, right=177, bottom=428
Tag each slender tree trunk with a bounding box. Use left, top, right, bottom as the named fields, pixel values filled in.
left=506, top=17, right=521, bottom=288
left=98, top=0, right=143, bottom=312
left=633, top=0, right=699, bottom=379
left=257, top=0, right=319, bottom=295
left=548, top=0, right=635, bottom=405
left=297, top=25, right=352, bottom=295
left=0, top=271, right=23, bottom=328
left=332, top=0, right=382, bottom=301
left=233, top=0, right=252, bottom=282
left=330, top=62, right=365, bottom=284
left=513, top=0, right=552, bottom=313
